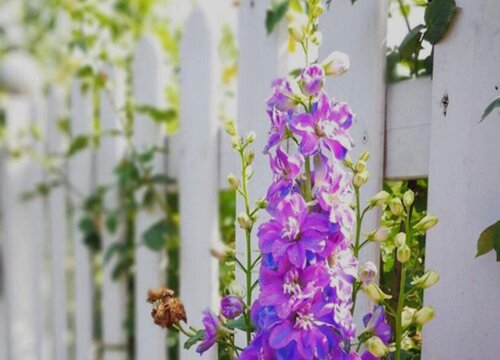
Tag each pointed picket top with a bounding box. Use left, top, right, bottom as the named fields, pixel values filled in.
left=179, top=9, right=219, bottom=360
left=132, top=35, right=168, bottom=360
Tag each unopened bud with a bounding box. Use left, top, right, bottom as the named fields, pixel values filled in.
left=397, top=245, right=411, bottom=263
left=368, top=226, right=390, bottom=243
left=403, top=190, right=415, bottom=208
left=322, top=51, right=350, bottom=77
left=311, top=31, right=322, bottom=45
left=355, top=160, right=367, bottom=173
left=415, top=214, right=438, bottom=232
left=227, top=173, right=239, bottom=190
left=402, top=307, right=416, bottom=329
left=225, top=120, right=237, bottom=136
left=288, top=26, right=304, bottom=42
left=256, top=198, right=268, bottom=209
left=229, top=282, right=245, bottom=298
left=369, top=191, right=390, bottom=207
left=353, top=170, right=369, bottom=187
left=411, top=271, right=439, bottom=289
left=245, top=150, right=255, bottom=165
left=389, top=198, right=405, bottom=217
left=415, top=306, right=435, bottom=326
left=359, top=150, right=370, bottom=162
left=363, top=282, right=392, bottom=303
left=395, top=232, right=406, bottom=248
left=312, top=3, right=325, bottom=18
left=231, top=136, right=241, bottom=150
left=246, top=131, right=256, bottom=144
left=343, top=156, right=354, bottom=169
left=359, top=261, right=377, bottom=284
left=237, top=212, right=252, bottom=230
left=365, top=336, right=389, bottom=357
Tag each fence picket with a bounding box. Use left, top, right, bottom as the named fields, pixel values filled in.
left=132, top=36, right=168, bottom=360
left=70, top=80, right=95, bottom=360
left=178, top=10, right=220, bottom=360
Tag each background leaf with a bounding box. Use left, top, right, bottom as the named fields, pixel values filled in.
left=480, top=97, right=500, bottom=122
left=265, top=0, right=290, bottom=35
left=67, top=135, right=89, bottom=156
left=424, top=0, right=457, bottom=45
left=142, top=220, right=170, bottom=251
left=183, top=330, right=205, bottom=350
left=476, top=220, right=500, bottom=261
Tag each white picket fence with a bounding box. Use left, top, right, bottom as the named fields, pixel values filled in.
left=1, top=1, right=500, bottom=360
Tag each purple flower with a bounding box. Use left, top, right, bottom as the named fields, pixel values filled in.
left=196, top=310, right=219, bottom=354
left=266, top=78, right=296, bottom=111
left=264, top=108, right=290, bottom=153
left=221, top=295, right=245, bottom=319
left=291, top=93, right=354, bottom=159
left=258, top=193, right=330, bottom=269
left=299, top=64, right=325, bottom=96
left=363, top=306, right=391, bottom=344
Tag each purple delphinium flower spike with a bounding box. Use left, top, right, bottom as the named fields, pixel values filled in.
left=196, top=310, right=219, bottom=354
left=221, top=295, right=245, bottom=319
left=299, top=64, right=325, bottom=97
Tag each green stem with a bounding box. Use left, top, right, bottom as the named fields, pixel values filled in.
left=397, top=0, right=412, bottom=32
left=304, top=157, right=312, bottom=202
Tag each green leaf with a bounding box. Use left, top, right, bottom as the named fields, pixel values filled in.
left=265, top=0, right=290, bottom=35
left=67, top=135, right=89, bottom=156
left=106, top=212, right=118, bottom=234
left=424, top=0, right=457, bottom=45
left=225, top=316, right=252, bottom=331
left=183, top=330, right=205, bottom=350
left=136, top=105, right=177, bottom=125
left=399, top=25, right=425, bottom=61
left=476, top=220, right=500, bottom=261
left=142, top=220, right=170, bottom=251
left=480, top=97, right=500, bottom=122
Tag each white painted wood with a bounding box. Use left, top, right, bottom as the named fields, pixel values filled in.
left=45, top=87, right=69, bottom=360
left=179, top=10, right=220, bottom=360
left=132, top=36, right=167, bottom=360
left=385, top=78, right=431, bottom=180
left=70, top=80, right=95, bottom=360
left=423, top=2, right=500, bottom=359
left=98, top=66, right=128, bottom=360
left=320, top=0, right=388, bottom=324
left=0, top=95, right=43, bottom=360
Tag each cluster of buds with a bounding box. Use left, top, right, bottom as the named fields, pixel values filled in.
left=147, top=287, right=187, bottom=329
left=344, top=151, right=370, bottom=188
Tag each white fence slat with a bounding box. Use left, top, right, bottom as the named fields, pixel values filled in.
left=1, top=96, right=43, bottom=360
left=385, top=78, right=431, bottom=180
left=70, top=81, right=95, bottom=360
left=320, top=0, right=388, bottom=323
left=179, top=10, right=220, bottom=360
left=46, top=87, right=69, bottom=360
left=133, top=36, right=167, bottom=360
left=423, top=2, right=500, bottom=358
left=98, top=66, right=128, bottom=360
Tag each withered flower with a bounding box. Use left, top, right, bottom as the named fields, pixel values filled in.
left=147, top=287, right=187, bottom=328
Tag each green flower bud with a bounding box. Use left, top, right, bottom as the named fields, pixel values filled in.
left=245, top=150, right=255, bottom=165
left=312, top=3, right=325, bottom=18
left=415, top=306, right=436, bottom=326
left=365, top=336, right=389, bottom=357
left=411, top=271, right=440, bottom=289
left=389, top=197, right=405, bottom=217
left=322, top=51, right=350, bottom=77
left=397, top=244, right=411, bottom=263
left=368, top=191, right=390, bottom=207
left=231, top=136, right=241, bottom=150
left=255, top=198, right=268, bottom=209
left=225, top=120, right=237, bottom=136
left=359, top=150, right=370, bottom=162
left=343, top=156, right=354, bottom=169
left=402, top=307, right=416, bottom=329
left=227, top=173, right=239, bottom=190
left=355, top=159, right=367, bottom=173
left=395, top=232, right=406, bottom=248
left=415, top=214, right=439, bottom=232
left=246, top=131, right=256, bottom=144
left=353, top=170, right=369, bottom=187
left=237, top=212, right=252, bottom=230
left=363, top=282, right=392, bottom=303
left=368, top=226, right=390, bottom=243
left=310, top=31, right=322, bottom=45
left=288, top=26, right=304, bottom=42
left=359, top=261, right=377, bottom=284
left=403, top=190, right=415, bottom=208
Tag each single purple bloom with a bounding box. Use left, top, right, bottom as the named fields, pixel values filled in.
left=195, top=310, right=219, bottom=354
left=363, top=306, right=392, bottom=344
left=266, top=78, right=296, bottom=112
left=258, top=193, right=330, bottom=269
left=264, top=107, right=290, bottom=153
left=299, top=64, right=325, bottom=97
left=291, top=93, right=354, bottom=159
left=221, top=295, right=245, bottom=319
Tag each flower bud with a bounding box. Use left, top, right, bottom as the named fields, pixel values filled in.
left=411, top=271, right=440, bottom=289
left=355, top=160, right=367, bottom=173
left=225, top=120, right=237, bottom=136
left=395, top=232, right=406, bottom=248
left=363, top=282, right=392, bottom=303
left=231, top=136, right=241, bottom=150
left=227, top=173, right=239, bottom=190
left=403, top=190, right=415, bottom=208
left=299, top=64, right=325, bottom=97
left=311, top=31, right=322, bottom=45
left=353, top=170, right=369, bottom=187
left=229, top=282, right=245, bottom=298
left=245, top=150, right=255, bottom=165
left=397, top=245, right=411, bottom=263
left=369, top=191, right=390, bottom=207
left=415, top=214, right=438, bottom=232
left=343, top=156, right=354, bottom=169
left=288, top=26, right=304, bottom=42
left=368, top=226, right=390, bottom=243
left=365, top=336, right=389, bottom=357
left=402, top=307, right=416, bottom=329
left=245, top=131, right=256, bottom=144
left=359, top=261, right=377, bottom=284
left=359, top=150, right=370, bottom=162
left=255, top=198, right=268, bottom=209
left=237, top=212, right=252, bottom=230
left=312, top=3, right=325, bottom=18
left=322, top=51, right=350, bottom=77
left=415, top=306, right=435, bottom=326
left=389, top=198, right=404, bottom=217
left=220, top=295, right=245, bottom=319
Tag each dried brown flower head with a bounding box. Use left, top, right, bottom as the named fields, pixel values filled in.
left=147, top=287, right=187, bottom=329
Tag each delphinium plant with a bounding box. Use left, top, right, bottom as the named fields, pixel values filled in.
left=148, top=1, right=439, bottom=359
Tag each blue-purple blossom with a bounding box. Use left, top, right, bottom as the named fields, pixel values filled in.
left=221, top=295, right=245, bottom=319
left=299, top=64, right=325, bottom=96
left=363, top=306, right=391, bottom=344
left=196, top=310, right=219, bottom=354
left=266, top=78, right=296, bottom=112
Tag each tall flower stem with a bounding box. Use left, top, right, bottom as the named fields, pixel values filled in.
left=395, top=210, right=412, bottom=360
left=304, top=157, right=312, bottom=202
